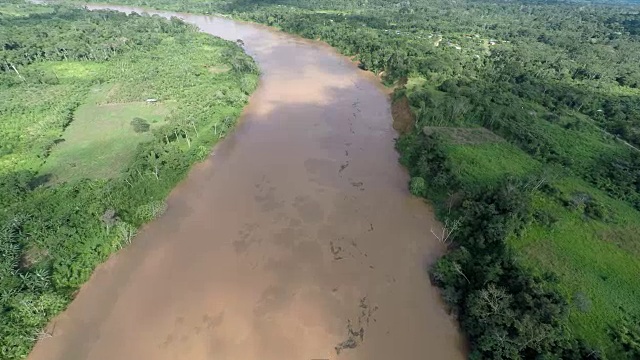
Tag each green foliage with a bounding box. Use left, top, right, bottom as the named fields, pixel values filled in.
left=397, top=132, right=458, bottom=190
left=36, top=0, right=640, bottom=356
left=409, top=176, right=426, bottom=197
left=428, top=176, right=577, bottom=359
left=38, top=97, right=170, bottom=182
left=135, top=200, right=167, bottom=222
left=610, top=315, right=640, bottom=359
left=397, top=128, right=634, bottom=357
left=446, top=141, right=541, bottom=190
left=0, top=3, right=257, bottom=359
left=131, top=117, right=151, bottom=133
left=399, top=132, right=572, bottom=358
left=511, top=176, right=640, bottom=353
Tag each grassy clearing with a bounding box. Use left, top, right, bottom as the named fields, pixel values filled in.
left=512, top=177, right=640, bottom=353
left=446, top=140, right=541, bottom=188
left=34, top=36, right=252, bottom=183
left=0, top=6, right=258, bottom=358
left=40, top=87, right=171, bottom=182
left=435, top=121, right=640, bottom=354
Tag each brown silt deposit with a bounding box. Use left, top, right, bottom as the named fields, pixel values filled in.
left=28, top=6, right=466, bottom=360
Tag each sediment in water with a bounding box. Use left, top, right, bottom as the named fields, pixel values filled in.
left=28, top=6, right=466, bottom=360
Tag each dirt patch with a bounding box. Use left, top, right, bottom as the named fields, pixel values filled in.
left=391, top=96, right=415, bottom=134
left=424, top=126, right=504, bottom=145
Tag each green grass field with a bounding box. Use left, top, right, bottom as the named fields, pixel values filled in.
left=446, top=140, right=541, bottom=189
left=512, top=176, right=640, bottom=353
left=3, top=35, right=252, bottom=183
left=40, top=87, right=171, bottom=182
left=435, top=124, right=640, bottom=355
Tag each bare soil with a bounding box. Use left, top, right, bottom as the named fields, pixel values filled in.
left=391, top=96, right=415, bottom=134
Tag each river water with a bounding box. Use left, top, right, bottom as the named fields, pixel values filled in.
left=28, top=5, right=465, bottom=360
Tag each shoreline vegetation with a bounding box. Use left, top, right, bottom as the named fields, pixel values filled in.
left=2, top=0, right=639, bottom=358
left=68, top=0, right=640, bottom=359
left=0, top=2, right=258, bottom=358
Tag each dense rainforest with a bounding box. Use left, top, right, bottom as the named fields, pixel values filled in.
left=0, top=2, right=258, bottom=358
left=70, top=0, right=640, bottom=359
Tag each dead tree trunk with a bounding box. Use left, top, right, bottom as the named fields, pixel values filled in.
left=8, top=62, right=25, bottom=82
left=430, top=218, right=461, bottom=245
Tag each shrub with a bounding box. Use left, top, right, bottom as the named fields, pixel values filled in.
left=398, top=131, right=587, bottom=357
left=135, top=200, right=168, bottom=222
left=130, top=117, right=150, bottom=133
left=610, top=315, right=640, bottom=359
left=409, top=176, right=426, bottom=197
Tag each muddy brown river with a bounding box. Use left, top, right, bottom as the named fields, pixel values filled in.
left=28, top=5, right=466, bottom=360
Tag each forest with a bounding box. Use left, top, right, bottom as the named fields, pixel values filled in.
left=0, top=2, right=257, bottom=358
left=67, top=0, right=640, bottom=358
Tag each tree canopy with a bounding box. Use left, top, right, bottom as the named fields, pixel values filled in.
left=0, top=3, right=257, bottom=359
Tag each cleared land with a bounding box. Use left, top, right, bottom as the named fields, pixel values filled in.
left=420, top=100, right=640, bottom=352
left=41, top=86, right=171, bottom=182
left=513, top=176, right=640, bottom=350
left=0, top=6, right=258, bottom=359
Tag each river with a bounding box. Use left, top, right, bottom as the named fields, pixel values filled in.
left=28, top=5, right=466, bottom=360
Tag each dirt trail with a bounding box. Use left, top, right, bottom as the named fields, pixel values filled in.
left=28, top=6, right=466, bottom=360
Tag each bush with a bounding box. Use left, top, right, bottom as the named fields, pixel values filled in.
left=135, top=200, right=168, bottom=222
left=398, top=129, right=591, bottom=358
left=610, top=315, right=640, bottom=359
left=409, top=176, right=426, bottom=197
left=130, top=117, right=150, bottom=133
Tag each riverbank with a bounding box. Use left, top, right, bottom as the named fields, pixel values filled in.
left=67, top=0, right=640, bottom=357
left=25, top=3, right=466, bottom=360
left=0, top=4, right=257, bottom=358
